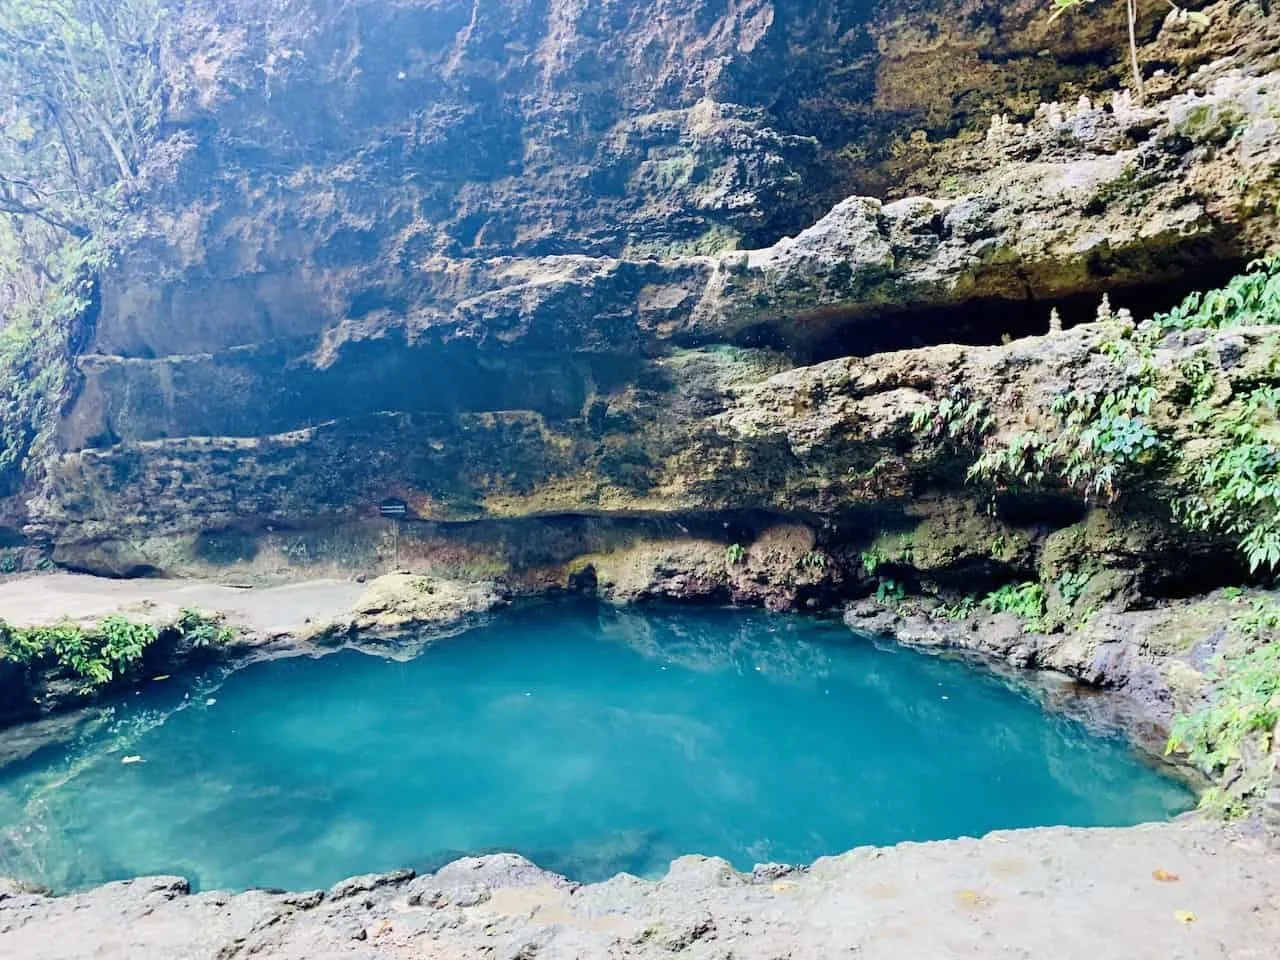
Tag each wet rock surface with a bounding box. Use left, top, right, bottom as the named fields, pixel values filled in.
left=2, top=821, right=1277, bottom=959
left=845, top=590, right=1250, bottom=757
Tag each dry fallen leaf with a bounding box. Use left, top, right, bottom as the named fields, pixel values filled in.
left=1174, top=910, right=1196, bottom=924
left=1152, top=869, right=1181, bottom=883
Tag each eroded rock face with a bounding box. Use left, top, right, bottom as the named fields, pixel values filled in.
left=33, top=58, right=1280, bottom=572
left=3, top=1, right=1276, bottom=585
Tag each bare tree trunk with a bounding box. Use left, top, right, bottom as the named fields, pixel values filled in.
left=1127, top=0, right=1146, bottom=102
left=43, top=98, right=86, bottom=201
left=86, top=0, right=142, bottom=160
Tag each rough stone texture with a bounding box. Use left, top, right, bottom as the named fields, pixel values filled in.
left=2, top=821, right=1278, bottom=959
left=20, top=8, right=1280, bottom=574
left=306, top=573, right=505, bottom=646
left=845, top=587, right=1262, bottom=751
left=0, top=571, right=503, bottom=725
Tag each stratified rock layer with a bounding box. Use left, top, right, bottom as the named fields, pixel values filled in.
left=32, top=59, right=1280, bottom=576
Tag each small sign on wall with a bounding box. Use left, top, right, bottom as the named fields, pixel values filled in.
left=379, top=498, right=409, bottom=518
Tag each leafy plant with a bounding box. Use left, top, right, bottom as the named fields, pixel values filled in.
left=1174, top=386, right=1280, bottom=572
left=874, top=578, right=906, bottom=605
left=1150, top=256, right=1280, bottom=334
left=969, top=431, right=1050, bottom=489
left=935, top=595, right=978, bottom=621
left=969, top=382, right=1164, bottom=509
left=1167, top=636, right=1280, bottom=817
left=982, top=582, right=1047, bottom=626
left=97, top=615, right=156, bottom=673
left=1178, top=350, right=1218, bottom=405
left=1236, top=597, right=1280, bottom=641
left=860, top=547, right=885, bottom=575
left=797, top=551, right=827, bottom=572
left=1055, top=569, right=1093, bottom=606
left=725, top=543, right=746, bottom=566
left=176, top=608, right=235, bottom=648
left=910, top=389, right=993, bottom=447
left=0, top=614, right=156, bottom=689
left=0, top=606, right=235, bottom=694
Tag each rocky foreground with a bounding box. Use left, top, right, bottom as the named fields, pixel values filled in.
left=1, top=821, right=1276, bottom=959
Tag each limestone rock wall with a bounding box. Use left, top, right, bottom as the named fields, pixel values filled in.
left=11, top=0, right=1280, bottom=581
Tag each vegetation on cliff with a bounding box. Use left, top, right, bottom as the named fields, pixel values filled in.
left=0, top=607, right=232, bottom=691
left=0, top=0, right=166, bottom=495
left=902, top=256, right=1280, bottom=817
left=1167, top=595, right=1280, bottom=816
left=915, top=254, right=1280, bottom=573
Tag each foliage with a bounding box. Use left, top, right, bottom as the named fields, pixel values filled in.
left=934, top=595, right=977, bottom=621
left=1055, top=568, right=1093, bottom=605
left=860, top=534, right=914, bottom=576
left=0, top=0, right=167, bottom=236
left=0, top=614, right=155, bottom=688
left=969, top=385, right=1163, bottom=499
left=1173, top=386, right=1280, bottom=572
left=952, top=259, right=1280, bottom=571
left=1149, top=256, right=1280, bottom=335
left=874, top=578, right=906, bottom=605
left=97, top=614, right=155, bottom=673
left=176, top=607, right=235, bottom=648
left=0, top=607, right=234, bottom=693
left=1177, top=350, right=1218, bottom=406
left=1167, top=631, right=1280, bottom=817
left=909, top=389, right=993, bottom=447
left=967, top=430, right=1048, bottom=490
left=0, top=0, right=169, bottom=493
left=725, top=543, right=746, bottom=566
left=1236, top=597, right=1280, bottom=641
left=982, top=581, right=1047, bottom=626
left=797, top=551, right=827, bottom=572
left=860, top=546, right=885, bottom=575
left=0, top=233, right=108, bottom=489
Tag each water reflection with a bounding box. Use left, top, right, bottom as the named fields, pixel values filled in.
left=0, top=604, right=1193, bottom=892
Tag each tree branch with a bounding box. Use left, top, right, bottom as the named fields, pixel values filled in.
left=0, top=196, right=89, bottom=238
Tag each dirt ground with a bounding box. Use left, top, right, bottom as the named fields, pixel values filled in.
left=0, top=572, right=367, bottom=635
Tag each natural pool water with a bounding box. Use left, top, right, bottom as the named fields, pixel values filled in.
left=0, top=604, right=1193, bottom=892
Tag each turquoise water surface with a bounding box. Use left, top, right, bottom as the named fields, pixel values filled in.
left=0, top=604, right=1193, bottom=892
